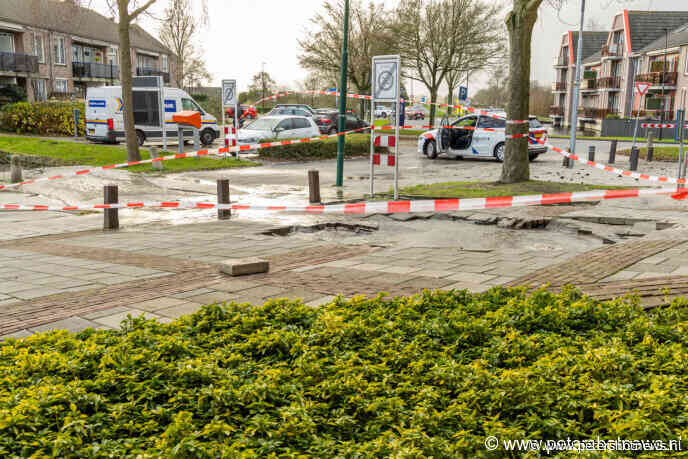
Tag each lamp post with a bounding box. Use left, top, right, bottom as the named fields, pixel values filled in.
left=567, top=0, right=586, bottom=169
left=336, top=0, right=350, bottom=187
left=659, top=28, right=668, bottom=140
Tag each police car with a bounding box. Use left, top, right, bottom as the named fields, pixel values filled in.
left=418, top=113, right=548, bottom=161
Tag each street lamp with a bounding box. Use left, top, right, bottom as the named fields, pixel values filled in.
left=336, top=0, right=350, bottom=187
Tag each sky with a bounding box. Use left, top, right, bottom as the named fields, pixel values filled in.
left=93, top=0, right=688, bottom=96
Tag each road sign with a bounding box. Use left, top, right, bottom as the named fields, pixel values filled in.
left=372, top=55, right=400, bottom=102
left=635, top=82, right=651, bottom=96
left=222, top=79, right=237, bottom=107
left=420, top=96, right=426, bottom=103
left=458, top=86, right=468, bottom=101
left=326, top=87, right=337, bottom=92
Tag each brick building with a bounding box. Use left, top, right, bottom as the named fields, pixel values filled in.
left=0, top=0, right=178, bottom=102
left=551, top=10, right=688, bottom=131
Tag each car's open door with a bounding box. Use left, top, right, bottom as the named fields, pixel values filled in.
left=438, top=115, right=450, bottom=153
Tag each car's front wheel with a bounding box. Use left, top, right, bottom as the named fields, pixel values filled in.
left=494, top=142, right=505, bottom=162
left=424, top=140, right=438, bottom=159
left=200, top=129, right=216, bottom=146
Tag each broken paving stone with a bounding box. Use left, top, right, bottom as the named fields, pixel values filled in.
left=468, top=214, right=499, bottom=225
left=220, top=258, right=269, bottom=276
left=387, top=213, right=416, bottom=222
left=497, top=218, right=517, bottom=228
left=632, top=221, right=657, bottom=234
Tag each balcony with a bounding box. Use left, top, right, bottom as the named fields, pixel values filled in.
left=552, top=81, right=567, bottom=92
left=601, top=44, right=623, bottom=60
left=578, top=107, right=618, bottom=119
left=635, top=72, right=678, bottom=88
left=581, top=79, right=598, bottom=92
left=550, top=105, right=564, bottom=117
left=553, top=55, right=569, bottom=68
left=0, top=51, right=39, bottom=74
left=597, top=76, right=621, bottom=90
left=73, top=62, right=119, bottom=80
left=136, top=67, right=170, bottom=83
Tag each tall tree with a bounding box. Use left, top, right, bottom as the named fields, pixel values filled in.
left=499, top=0, right=543, bottom=183
left=299, top=0, right=395, bottom=117
left=393, top=0, right=504, bottom=128
left=105, top=0, right=158, bottom=161
left=159, top=0, right=197, bottom=90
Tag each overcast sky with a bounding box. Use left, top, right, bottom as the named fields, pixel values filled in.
left=95, top=0, right=688, bottom=96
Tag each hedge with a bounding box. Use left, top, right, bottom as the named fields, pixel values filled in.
left=0, top=101, right=85, bottom=136
left=257, top=133, right=385, bottom=160
left=0, top=288, right=686, bottom=456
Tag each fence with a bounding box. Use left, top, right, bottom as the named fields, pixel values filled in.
left=601, top=118, right=683, bottom=139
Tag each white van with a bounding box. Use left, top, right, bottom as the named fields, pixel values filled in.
left=85, top=86, right=220, bottom=146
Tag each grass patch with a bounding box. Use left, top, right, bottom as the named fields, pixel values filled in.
left=391, top=180, right=631, bottom=199
left=617, top=146, right=683, bottom=161
left=549, top=134, right=680, bottom=144
left=0, top=136, right=257, bottom=174
left=373, top=119, right=390, bottom=127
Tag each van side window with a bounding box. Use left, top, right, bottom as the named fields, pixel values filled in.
left=182, top=98, right=204, bottom=114
left=133, top=91, right=160, bottom=126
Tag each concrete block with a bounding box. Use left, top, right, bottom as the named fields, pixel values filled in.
left=219, top=258, right=269, bottom=276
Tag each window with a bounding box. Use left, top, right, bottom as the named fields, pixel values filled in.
left=108, top=47, right=119, bottom=66
left=278, top=119, right=295, bottom=131
left=33, top=32, right=44, bottom=63
left=181, top=98, right=203, bottom=113
left=293, top=118, right=310, bottom=129
left=0, top=32, right=14, bottom=53
left=54, top=36, right=65, bottom=65
left=133, top=90, right=160, bottom=126
left=161, top=55, right=168, bottom=72
left=54, top=79, right=68, bottom=93
left=32, top=79, right=46, bottom=102
left=453, top=116, right=477, bottom=127
left=479, top=117, right=506, bottom=129
left=293, top=109, right=309, bottom=116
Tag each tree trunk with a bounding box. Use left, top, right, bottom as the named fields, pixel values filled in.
left=118, top=1, right=141, bottom=162
left=500, top=2, right=540, bottom=183
left=429, top=88, right=439, bottom=129
left=446, top=87, right=455, bottom=117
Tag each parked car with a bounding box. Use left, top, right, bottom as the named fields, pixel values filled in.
left=267, top=104, right=315, bottom=117
left=237, top=115, right=320, bottom=145
left=225, top=105, right=257, bottom=120
left=418, top=113, right=548, bottom=162
left=407, top=106, right=426, bottom=120
left=374, top=106, right=392, bottom=118
left=313, top=112, right=370, bottom=135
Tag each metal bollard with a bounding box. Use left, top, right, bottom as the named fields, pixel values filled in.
left=217, top=178, right=231, bottom=220
left=308, top=170, right=321, bottom=204
left=562, top=148, right=571, bottom=168
left=647, top=130, right=654, bottom=162
left=177, top=127, right=184, bottom=155
left=609, top=139, right=617, bottom=164
left=629, top=146, right=639, bottom=171
left=588, top=145, right=595, bottom=162
left=151, top=146, right=163, bottom=171
left=73, top=109, right=80, bottom=138
left=9, top=155, right=22, bottom=183
left=103, top=184, right=119, bottom=230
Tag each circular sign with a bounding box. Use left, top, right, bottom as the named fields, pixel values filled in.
left=377, top=70, right=394, bottom=92
left=224, top=85, right=235, bottom=104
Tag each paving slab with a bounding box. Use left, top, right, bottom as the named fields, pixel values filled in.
left=29, top=316, right=99, bottom=334
left=129, top=297, right=192, bottom=313
left=93, top=309, right=170, bottom=329
left=155, top=302, right=204, bottom=319
left=305, top=295, right=338, bottom=307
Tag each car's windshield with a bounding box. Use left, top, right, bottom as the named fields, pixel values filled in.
left=529, top=119, right=543, bottom=128
left=244, top=118, right=280, bottom=131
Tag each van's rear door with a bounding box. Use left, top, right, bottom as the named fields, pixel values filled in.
left=86, top=89, right=110, bottom=139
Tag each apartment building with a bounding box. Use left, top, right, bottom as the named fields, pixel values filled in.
left=551, top=10, right=688, bottom=131
left=0, top=0, right=177, bottom=102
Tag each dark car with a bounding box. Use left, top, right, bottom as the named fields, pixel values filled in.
left=225, top=105, right=257, bottom=120
left=407, top=106, right=426, bottom=120
left=314, top=112, right=369, bottom=134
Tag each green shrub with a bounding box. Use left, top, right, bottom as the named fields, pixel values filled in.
left=257, top=133, right=385, bottom=160
left=0, top=86, right=27, bottom=106
left=0, top=288, right=687, bottom=456
left=605, top=114, right=621, bottom=119
left=0, top=101, right=85, bottom=136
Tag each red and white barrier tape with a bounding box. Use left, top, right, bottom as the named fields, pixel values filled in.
left=374, top=135, right=396, bottom=147
left=530, top=136, right=687, bottom=185
left=1, top=187, right=677, bottom=214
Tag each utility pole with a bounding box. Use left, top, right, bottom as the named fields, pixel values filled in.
left=567, top=0, right=586, bottom=169
left=336, top=0, right=350, bottom=187
left=660, top=28, right=668, bottom=141
left=261, top=62, right=266, bottom=114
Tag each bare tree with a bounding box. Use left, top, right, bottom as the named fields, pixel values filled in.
left=104, top=0, right=158, bottom=161
left=182, top=53, right=211, bottom=91
left=159, top=0, right=196, bottom=90
left=499, top=0, right=544, bottom=183
left=299, top=0, right=395, bottom=116
left=394, top=0, right=504, bottom=128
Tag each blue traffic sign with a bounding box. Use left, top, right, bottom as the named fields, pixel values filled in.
left=420, top=96, right=426, bottom=103
left=459, top=86, right=468, bottom=101
left=326, top=87, right=337, bottom=92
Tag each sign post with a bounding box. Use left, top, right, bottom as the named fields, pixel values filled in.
left=371, top=55, right=401, bottom=199
left=633, top=82, right=651, bottom=148
left=222, top=79, right=238, bottom=157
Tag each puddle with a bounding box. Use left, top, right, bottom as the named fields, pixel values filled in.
left=261, top=222, right=379, bottom=237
